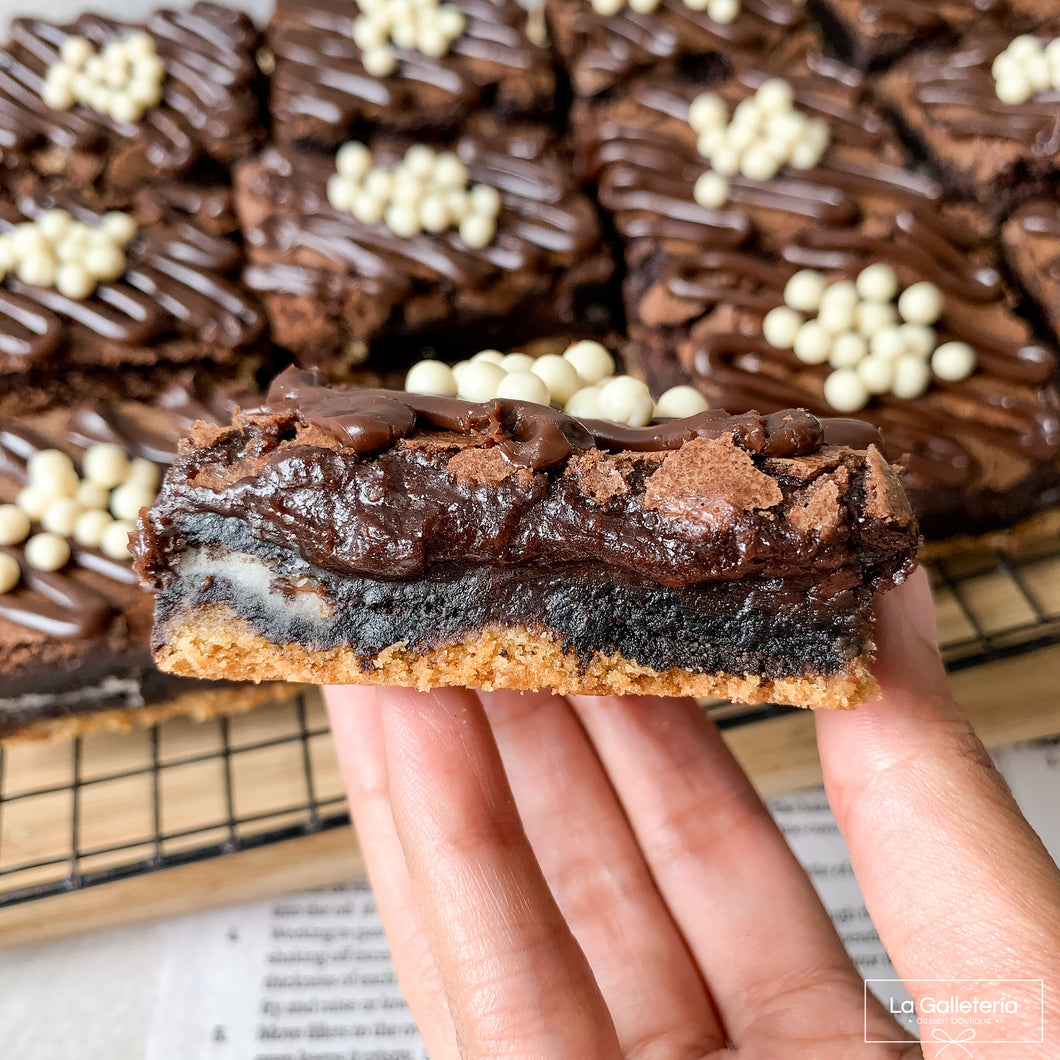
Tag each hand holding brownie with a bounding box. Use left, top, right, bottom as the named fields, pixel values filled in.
left=325, top=569, right=1060, bottom=1058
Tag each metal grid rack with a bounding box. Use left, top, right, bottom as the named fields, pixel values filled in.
left=2, top=536, right=1059, bottom=912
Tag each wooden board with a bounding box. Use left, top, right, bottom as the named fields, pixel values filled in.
left=1, top=541, right=1059, bottom=948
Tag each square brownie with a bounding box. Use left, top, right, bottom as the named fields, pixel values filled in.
left=0, top=3, right=264, bottom=197
left=267, top=0, right=555, bottom=146
left=877, top=22, right=1060, bottom=209
left=545, top=0, right=809, bottom=98
left=0, top=180, right=265, bottom=415
left=134, top=368, right=919, bottom=710
left=235, top=120, right=616, bottom=373
left=623, top=198, right=1060, bottom=539
left=0, top=379, right=289, bottom=742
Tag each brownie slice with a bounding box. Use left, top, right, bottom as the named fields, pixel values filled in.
left=0, top=180, right=265, bottom=415
left=1002, top=198, right=1060, bottom=346
left=134, top=367, right=919, bottom=710
left=811, top=0, right=1013, bottom=71
left=0, top=3, right=264, bottom=197
left=876, top=23, right=1060, bottom=209
left=0, top=379, right=290, bottom=742
left=627, top=200, right=1060, bottom=540
left=545, top=0, right=808, bottom=99
left=267, top=0, right=555, bottom=146
left=235, top=121, right=616, bottom=374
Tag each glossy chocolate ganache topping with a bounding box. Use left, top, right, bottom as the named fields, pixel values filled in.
left=262, top=367, right=883, bottom=468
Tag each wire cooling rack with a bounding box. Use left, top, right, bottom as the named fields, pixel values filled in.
left=1, top=536, right=1059, bottom=911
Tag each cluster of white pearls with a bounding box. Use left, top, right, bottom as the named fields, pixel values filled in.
left=992, top=35, right=1060, bottom=106
left=326, top=142, right=501, bottom=247
left=0, top=209, right=136, bottom=299
left=762, top=265, right=977, bottom=413
left=689, top=79, right=830, bottom=210
left=589, top=0, right=738, bottom=22
left=405, top=342, right=710, bottom=427
left=41, top=33, right=166, bottom=125
left=353, top=0, right=466, bottom=76
left=0, top=443, right=161, bottom=593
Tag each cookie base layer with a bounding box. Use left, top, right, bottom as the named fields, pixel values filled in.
left=155, top=603, right=878, bottom=711
left=0, top=682, right=296, bottom=744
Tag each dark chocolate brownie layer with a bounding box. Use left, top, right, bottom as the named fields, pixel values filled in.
left=1003, top=199, right=1060, bottom=349
left=235, top=122, right=615, bottom=372
left=268, top=0, right=555, bottom=145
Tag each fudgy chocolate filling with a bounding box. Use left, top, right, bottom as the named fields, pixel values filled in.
left=157, top=515, right=873, bottom=680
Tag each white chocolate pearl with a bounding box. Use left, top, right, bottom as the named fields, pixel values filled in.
left=363, top=45, right=397, bottom=76
left=499, top=352, right=535, bottom=373
left=100, top=520, right=135, bottom=562
left=496, top=371, right=551, bottom=405
left=869, top=325, right=906, bottom=361
left=405, top=359, right=458, bottom=396
left=404, top=145, right=437, bottom=179
left=590, top=0, right=624, bottom=15
left=76, top=480, right=110, bottom=510
left=109, top=95, right=142, bottom=125
left=36, top=209, right=72, bottom=242
left=86, top=243, right=125, bottom=282
left=856, top=301, right=897, bottom=337
left=817, top=301, right=856, bottom=335
left=436, top=6, right=465, bottom=38
left=897, top=281, right=943, bottom=326
left=1027, top=54, right=1051, bottom=93
left=688, top=93, right=727, bottom=133
left=353, top=17, right=389, bottom=51
left=755, top=78, right=794, bottom=115
left=24, top=531, right=71, bottom=572
left=471, top=349, right=504, bottom=364
left=563, top=340, right=614, bottom=385
left=654, top=385, right=709, bottom=418
left=386, top=204, right=422, bottom=238
left=762, top=306, right=803, bottom=349
left=456, top=360, right=505, bottom=402
left=565, top=387, right=601, bottom=419
left=337, top=142, right=372, bottom=183
left=0, top=504, right=31, bottom=546
left=128, top=77, right=163, bottom=109
left=597, top=376, right=654, bottom=427
left=783, top=269, right=826, bottom=313
left=997, top=71, right=1034, bottom=105
left=391, top=171, right=423, bottom=205
left=629, top=0, right=661, bottom=12
left=892, top=354, right=931, bottom=400
left=419, top=195, right=451, bottom=233
left=693, top=170, right=730, bottom=209
left=433, top=153, right=468, bottom=190
left=931, top=341, right=976, bottom=382
left=697, top=128, right=725, bottom=158
left=126, top=457, right=160, bottom=492
left=725, top=122, right=758, bottom=153
left=856, top=355, right=895, bottom=396
left=446, top=189, right=470, bottom=221
left=15, top=486, right=49, bottom=520
left=18, top=252, right=58, bottom=288
left=898, top=324, right=935, bottom=359
left=792, top=321, right=832, bottom=365
left=469, top=185, right=501, bottom=217
left=823, top=368, right=868, bottom=413
left=61, top=36, right=94, bottom=67
left=110, top=483, right=155, bottom=522
left=41, top=497, right=82, bottom=536
left=364, top=168, right=394, bottom=199
left=416, top=27, right=449, bottom=59
left=28, top=448, right=76, bottom=487
left=13, top=222, right=47, bottom=257
left=352, top=192, right=386, bottom=225
left=708, top=145, right=741, bottom=178
left=740, top=146, right=780, bottom=181
left=101, top=212, right=137, bottom=245
left=709, top=0, right=740, bottom=26
left=0, top=552, right=19, bottom=594
left=819, top=280, right=857, bottom=310
left=855, top=263, right=899, bottom=304
left=530, top=355, right=581, bottom=405
left=1007, top=35, right=1042, bottom=60
left=829, top=332, right=867, bottom=368
left=83, top=442, right=131, bottom=488
left=789, top=139, right=823, bottom=170
left=327, top=174, right=356, bottom=212
left=73, top=509, right=113, bottom=549
left=459, top=214, right=495, bottom=248
left=56, top=263, right=95, bottom=299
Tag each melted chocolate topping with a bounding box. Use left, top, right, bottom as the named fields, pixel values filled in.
left=0, top=3, right=262, bottom=175
left=261, top=366, right=882, bottom=468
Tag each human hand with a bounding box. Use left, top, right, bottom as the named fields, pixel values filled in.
left=325, top=569, right=1060, bottom=1058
